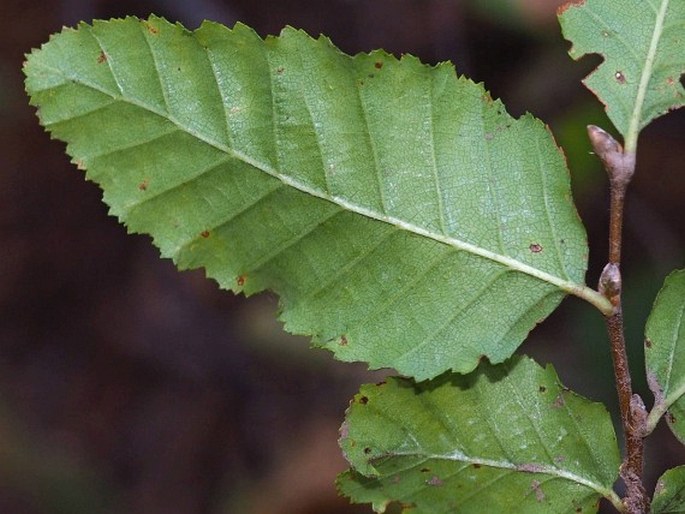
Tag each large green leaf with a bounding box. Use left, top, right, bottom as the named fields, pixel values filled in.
left=24, top=16, right=610, bottom=380
left=645, top=269, right=685, bottom=441
left=559, top=0, right=685, bottom=148
left=652, top=466, right=685, bottom=513
left=338, top=356, right=621, bottom=513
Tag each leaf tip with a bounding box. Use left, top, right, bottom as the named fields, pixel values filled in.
left=556, top=0, right=586, bottom=17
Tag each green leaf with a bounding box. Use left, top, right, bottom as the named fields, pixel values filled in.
left=559, top=0, right=685, bottom=151
left=645, top=269, right=685, bottom=440
left=338, top=356, right=621, bottom=513
left=652, top=466, right=685, bottom=513
left=24, top=16, right=610, bottom=380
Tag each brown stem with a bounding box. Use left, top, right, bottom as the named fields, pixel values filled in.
left=608, top=186, right=626, bottom=264
left=588, top=126, right=647, bottom=513
left=605, top=307, right=647, bottom=513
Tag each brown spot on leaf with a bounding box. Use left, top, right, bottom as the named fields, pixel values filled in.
left=97, top=51, right=107, bottom=64
left=276, top=66, right=284, bottom=74
left=645, top=338, right=652, bottom=348
left=472, top=463, right=481, bottom=469
left=531, top=480, right=545, bottom=502
left=237, top=275, right=246, bottom=287
left=529, top=243, right=543, bottom=253
left=200, top=230, right=210, bottom=239
left=143, top=21, right=159, bottom=34
left=363, top=447, right=372, bottom=455
left=552, top=394, right=565, bottom=409
left=374, top=61, right=383, bottom=69
left=615, top=71, right=626, bottom=84
left=426, top=476, right=443, bottom=486
left=339, top=335, right=348, bottom=346
left=667, top=412, right=676, bottom=424
left=539, top=385, right=547, bottom=393
left=359, top=396, right=369, bottom=405
left=138, top=179, right=149, bottom=191
left=420, top=467, right=430, bottom=473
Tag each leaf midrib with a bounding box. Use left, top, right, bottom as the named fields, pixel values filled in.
left=625, top=0, right=671, bottom=152
left=375, top=450, right=617, bottom=503
left=34, top=60, right=613, bottom=314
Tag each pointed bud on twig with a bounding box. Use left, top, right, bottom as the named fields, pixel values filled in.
left=630, top=394, right=648, bottom=437
left=599, top=262, right=621, bottom=306
left=588, top=124, right=622, bottom=155
left=587, top=125, right=635, bottom=188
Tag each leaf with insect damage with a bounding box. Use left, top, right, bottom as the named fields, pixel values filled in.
left=559, top=0, right=685, bottom=145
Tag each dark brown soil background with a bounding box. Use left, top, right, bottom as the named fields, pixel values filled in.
left=1, top=1, right=683, bottom=513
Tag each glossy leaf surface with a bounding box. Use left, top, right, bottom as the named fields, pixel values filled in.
left=339, top=357, right=621, bottom=513
left=24, top=16, right=600, bottom=380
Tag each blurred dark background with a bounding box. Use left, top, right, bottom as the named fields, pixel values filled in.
left=1, top=1, right=683, bottom=513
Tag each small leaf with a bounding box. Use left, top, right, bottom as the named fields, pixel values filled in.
left=338, top=356, right=621, bottom=513
left=559, top=0, right=685, bottom=144
left=24, top=16, right=608, bottom=380
left=645, top=269, right=685, bottom=441
left=652, top=466, right=685, bottom=513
